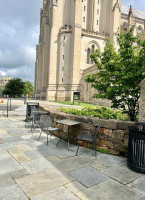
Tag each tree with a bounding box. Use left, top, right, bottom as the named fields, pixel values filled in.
left=85, top=27, right=145, bottom=121
left=0, top=85, right=3, bottom=97
left=3, top=78, right=25, bottom=98
left=24, top=81, right=34, bottom=96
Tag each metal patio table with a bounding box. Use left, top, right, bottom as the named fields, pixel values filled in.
left=56, top=119, right=81, bottom=150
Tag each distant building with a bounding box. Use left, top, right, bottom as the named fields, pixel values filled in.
left=0, top=77, right=13, bottom=89
left=35, top=0, right=145, bottom=102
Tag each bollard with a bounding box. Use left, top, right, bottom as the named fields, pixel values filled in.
left=24, top=96, right=27, bottom=104
left=7, top=99, right=9, bottom=118
left=10, top=98, right=12, bottom=111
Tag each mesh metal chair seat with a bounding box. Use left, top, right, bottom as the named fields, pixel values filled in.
left=42, top=127, right=60, bottom=131
left=77, top=134, right=93, bottom=141
left=38, top=115, right=60, bottom=145
left=76, top=125, right=101, bottom=157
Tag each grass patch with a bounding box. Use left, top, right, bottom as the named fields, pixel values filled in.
left=96, top=147, right=110, bottom=154
left=89, top=146, right=110, bottom=154
left=49, top=100, right=94, bottom=107
left=122, top=143, right=128, bottom=148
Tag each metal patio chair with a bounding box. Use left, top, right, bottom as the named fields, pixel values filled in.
left=25, top=107, right=39, bottom=128
left=76, top=125, right=101, bottom=157
left=31, top=112, right=44, bottom=133
left=38, top=115, right=60, bottom=145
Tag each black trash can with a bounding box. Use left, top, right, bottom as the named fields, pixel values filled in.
left=128, top=123, right=145, bottom=173
left=25, top=102, right=39, bottom=122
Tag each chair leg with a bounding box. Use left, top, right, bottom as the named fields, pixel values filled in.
left=56, top=131, right=62, bottom=147
left=87, top=143, right=88, bottom=148
left=31, top=121, right=33, bottom=133
left=47, top=132, right=48, bottom=145
left=31, top=124, right=35, bottom=135
left=49, top=131, right=52, bottom=140
left=76, top=141, right=80, bottom=156
left=93, top=141, right=97, bottom=157
left=38, top=129, right=42, bottom=141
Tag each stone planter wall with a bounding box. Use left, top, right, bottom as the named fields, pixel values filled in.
left=40, top=105, right=135, bottom=157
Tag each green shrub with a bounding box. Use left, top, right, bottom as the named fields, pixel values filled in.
left=58, top=106, right=130, bottom=121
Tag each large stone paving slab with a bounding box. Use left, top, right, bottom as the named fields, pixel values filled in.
left=3, top=136, right=24, bottom=143
left=0, top=184, right=28, bottom=200
left=69, top=166, right=109, bottom=187
left=5, top=128, right=27, bottom=135
left=24, top=150, right=44, bottom=160
left=31, top=186, right=80, bottom=200
left=35, top=146, right=53, bottom=157
left=54, top=155, right=96, bottom=172
left=136, top=194, right=145, bottom=200
left=0, top=151, right=22, bottom=174
left=0, top=143, right=16, bottom=152
left=102, top=163, right=141, bottom=184
left=43, top=143, right=77, bottom=158
left=0, top=173, right=15, bottom=189
left=127, top=176, right=145, bottom=194
left=16, top=168, right=74, bottom=198
left=8, top=148, right=30, bottom=162
left=76, top=179, right=140, bottom=200
left=0, top=133, right=12, bottom=139
left=21, top=158, right=54, bottom=174
left=47, top=155, right=61, bottom=163
left=16, top=144, right=32, bottom=152
left=73, top=146, right=102, bottom=158
left=0, top=129, right=8, bottom=134
left=9, top=169, right=30, bottom=180
left=96, top=154, right=126, bottom=167
left=64, top=180, right=86, bottom=194
left=91, top=162, right=107, bottom=171
left=0, top=138, right=5, bottom=144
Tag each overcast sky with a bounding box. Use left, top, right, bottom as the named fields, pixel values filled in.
left=0, top=0, right=42, bottom=83
left=0, top=0, right=145, bottom=83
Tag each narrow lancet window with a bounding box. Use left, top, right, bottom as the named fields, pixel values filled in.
left=87, top=48, right=90, bottom=64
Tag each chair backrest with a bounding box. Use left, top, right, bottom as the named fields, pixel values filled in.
left=31, top=107, right=39, bottom=118
left=92, top=125, right=101, bottom=141
left=41, top=115, right=52, bottom=128
left=33, top=113, right=41, bottom=122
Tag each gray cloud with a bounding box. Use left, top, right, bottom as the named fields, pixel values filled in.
left=121, top=0, right=145, bottom=12
left=0, top=0, right=42, bottom=83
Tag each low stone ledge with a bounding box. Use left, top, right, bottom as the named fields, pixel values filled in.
left=40, top=105, right=135, bottom=157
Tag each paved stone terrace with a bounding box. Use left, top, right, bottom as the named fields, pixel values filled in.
left=0, top=103, right=145, bottom=200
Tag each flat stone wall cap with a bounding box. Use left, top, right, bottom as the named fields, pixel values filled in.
left=92, top=118, right=118, bottom=129
left=117, top=121, right=135, bottom=130
left=74, top=115, right=88, bottom=123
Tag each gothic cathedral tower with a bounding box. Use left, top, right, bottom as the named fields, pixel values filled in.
left=35, top=0, right=121, bottom=101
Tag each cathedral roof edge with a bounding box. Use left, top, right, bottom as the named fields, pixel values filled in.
left=121, top=5, right=145, bottom=19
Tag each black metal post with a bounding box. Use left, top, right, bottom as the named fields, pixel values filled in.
left=10, top=98, right=11, bottom=111
left=7, top=99, right=9, bottom=118
left=24, top=96, right=26, bottom=104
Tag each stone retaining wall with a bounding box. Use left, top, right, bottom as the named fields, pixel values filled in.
left=40, top=105, right=135, bottom=157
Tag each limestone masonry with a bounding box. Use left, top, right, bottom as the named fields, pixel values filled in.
left=35, top=0, right=145, bottom=102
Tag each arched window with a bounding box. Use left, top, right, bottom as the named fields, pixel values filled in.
left=87, top=48, right=90, bottom=64
left=121, top=22, right=128, bottom=32
left=91, top=45, right=95, bottom=64
left=137, top=25, right=144, bottom=39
